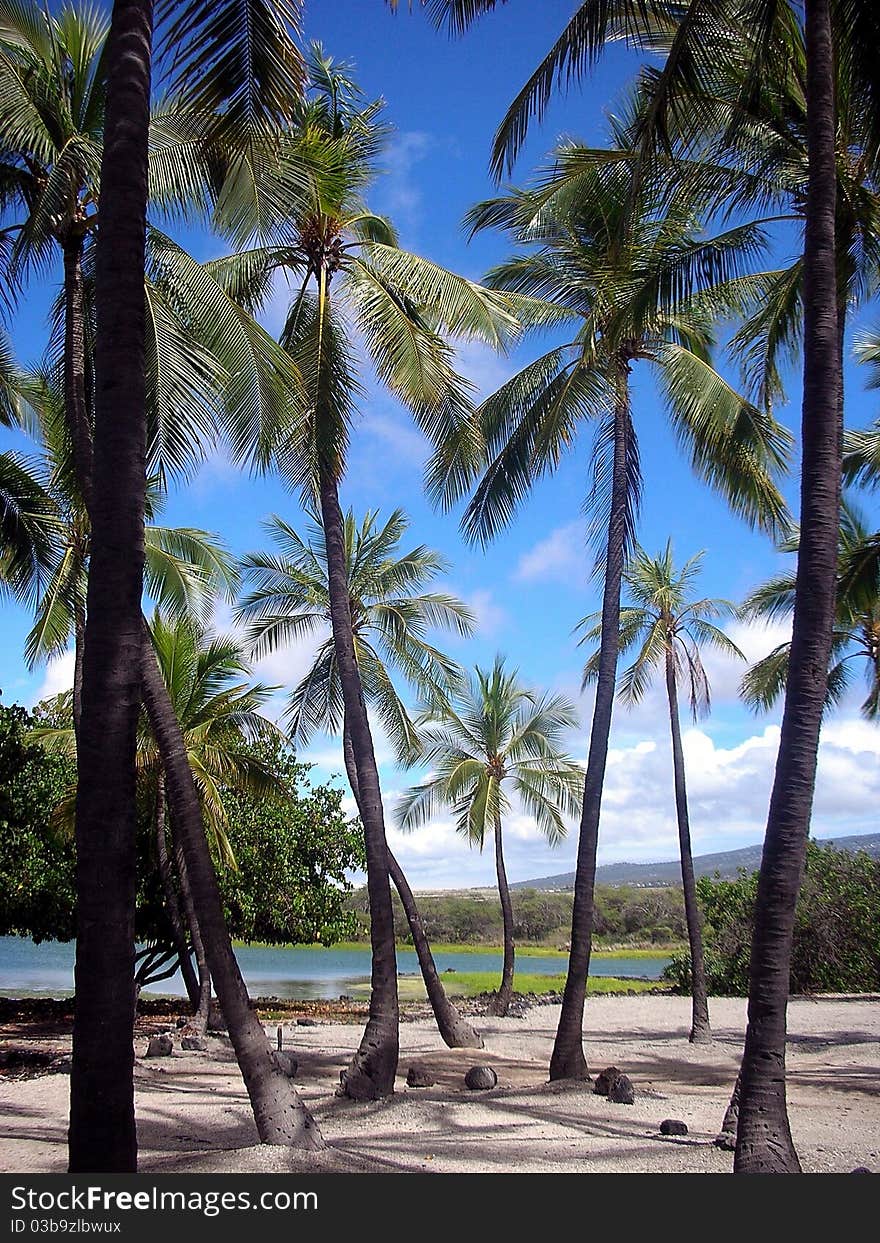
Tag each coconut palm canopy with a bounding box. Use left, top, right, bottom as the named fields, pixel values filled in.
left=238, top=506, right=474, bottom=758
left=396, top=655, right=584, bottom=848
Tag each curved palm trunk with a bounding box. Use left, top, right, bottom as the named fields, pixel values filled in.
left=319, top=469, right=398, bottom=1099
left=715, top=1070, right=742, bottom=1151
left=342, top=720, right=482, bottom=1050
left=735, top=0, right=841, bottom=1174
left=664, top=646, right=711, bottom=1043
left=141, top=638, right=323, bottom=1145
left=488, top=813, right=515, bottom=1017
left=68, top=0, right=152, bottom=1174
left=173, top=838, right=211, bottom=1032
left=550, top=370, right=632, bottom=1080
left=55, top=85, right=315, bottom=1144
left=154, top=773, right=199, bottom=1010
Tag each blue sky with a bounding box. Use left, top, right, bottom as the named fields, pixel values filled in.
left=2, top=0, right=878, bottom=888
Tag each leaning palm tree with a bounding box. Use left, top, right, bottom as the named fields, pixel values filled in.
left=740, top=500, right=880, bottom=722
left=141, top=615, right=289, bottom=1031
left=219, top=47, right=523, bottom=1098
left=443, top=154, right=789, bottom=1081
left=397, top=656, right=583, bottom=1017
left=578, top=543, right=745, bottom=1043
left=238, top=506, right=483, bottom=1048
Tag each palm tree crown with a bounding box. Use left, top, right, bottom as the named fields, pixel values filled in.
left=579, top=541, right=745, bottom=718
left=397, top=655, right=583, bottom=847
left=238, top=506, right=473, bottom=759
left=740, top=499, right=880, bottom=721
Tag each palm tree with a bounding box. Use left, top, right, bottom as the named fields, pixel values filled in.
left=396, top=656, right=583, bottom=1017
left=0, top=0, right=324, bottom=1167
left=142, top=615, right=289, bottom=1029
left=443, top=156, right=789, bottom=1080
left=219, top=46, right=522, bottom=1098
left=578, top=542, right=745, bottom=1043
left=238, top=506, right=483, bottom=1048
left=421, top=0, right=879, bottom=1171
left=740, top=500, right=880, bottom=722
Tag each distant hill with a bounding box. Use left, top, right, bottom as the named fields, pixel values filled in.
left=512, top=832, right=880, bottom=890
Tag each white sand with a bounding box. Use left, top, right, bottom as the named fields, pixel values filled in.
left=1, top=995, right=878, bottom=1174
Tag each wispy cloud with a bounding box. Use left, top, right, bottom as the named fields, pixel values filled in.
left=514, top=521, right=585, bottom=585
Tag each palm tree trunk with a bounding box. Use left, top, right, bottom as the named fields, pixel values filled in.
left=664, top=646, right=711, bottom=1043
left=550, top=368, right=632, bottom=1080
left=62, top=233, right=94, bottom=514
left=173, top=833, right=211, bottom=1031
left=319, top=468, right=398, bottom=1099
left=154, top=772, right=199, bottom=1010
left=342, top=719, right=482, bottom=1050
left=55, top=86, right=314, bottom=1143
left=68, top=0, right=153, bottom=1174
left=72, top=594, right=85, bottom=743
left=489, top=812, right=515, bottom=1017
left=715, top=1070, right=742, bottom=1151
left=140, top=637, right=322, bottom=1144
left=735, top=0, right=841, bottom=1174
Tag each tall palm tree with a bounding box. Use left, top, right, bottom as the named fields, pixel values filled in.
left=422, top=0, right=879, bottom=1169
left=396, top=656, right=583, bottom=1017
left=238, top=506, right=483, bottom=1048
left=0, top=0, right=323, bottom=1168
left=443, top=157, right=789, bottom=1080
left=740, top=500, right=880, bottom=722
left=578, top=543, right=745, bottom=1043
left=220, top=46, right=522, bottom=1098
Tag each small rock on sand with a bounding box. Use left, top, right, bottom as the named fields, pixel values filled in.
left=465, top=1066, right=497, bottom=1091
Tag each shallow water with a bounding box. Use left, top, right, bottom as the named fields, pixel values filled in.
left=0, top=935, right=669, bottom=1000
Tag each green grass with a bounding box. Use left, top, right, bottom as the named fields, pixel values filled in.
left=232, top=939, right=677, bottom=959
left=349, top=972, right=670, bottom=1001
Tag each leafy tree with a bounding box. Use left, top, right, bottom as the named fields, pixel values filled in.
left=397, top=656, right=583, bottom=1016
left=0, top=697, right=76, bottom=943
left=578, top=542, right=744, bottom=1042
left=0, top=697, right=363, bottom=958
left=239, top=505, right=483, bottom=1048
left=663, top=842, right=880, bottom=995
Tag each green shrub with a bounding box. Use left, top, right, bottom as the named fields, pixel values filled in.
left=662, top=840, right=880, bottom=995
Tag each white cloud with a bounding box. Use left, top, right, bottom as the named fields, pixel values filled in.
left=33, top=650, right=75, bottom=703
left=514, top=521, right=585, bottom=585
left=463, top=588, right=507, bottom=638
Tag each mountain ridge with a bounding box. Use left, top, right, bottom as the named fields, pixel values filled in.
left=510, top=832, right=880, bottom=890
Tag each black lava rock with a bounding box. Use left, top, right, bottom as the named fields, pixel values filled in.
left=464, top=1065, right=497, bottom=1091
left=660, top=1119, right=688, bottom=1136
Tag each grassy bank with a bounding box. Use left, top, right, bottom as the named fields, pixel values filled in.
left=233, top=940, right=677, bottom=959
left=348, top=972, right=671, bottom=1000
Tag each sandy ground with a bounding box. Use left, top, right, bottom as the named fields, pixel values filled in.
left=1, top=994, right=878, bottom=1174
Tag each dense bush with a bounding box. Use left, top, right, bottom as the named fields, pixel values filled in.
left=662, top=840, right=880, bottom=994
left=347, top=883, right=686, bottom=947
left=0, top=698, right=363, bottom=950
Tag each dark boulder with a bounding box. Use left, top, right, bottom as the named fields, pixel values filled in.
left=406, top=1064, right=435, bottom=1088
left=464, top=1065, right=497, bottom=1091
left=180, top=1035, right=207, bottom=1052
left=607, top=1073, right=635, bottom=1105
left=660, top=1119, right=688, bottom=1136
left=145, top=1034, right=173, bottom=1058
left=593, top=1066, right=622, bottom=1096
